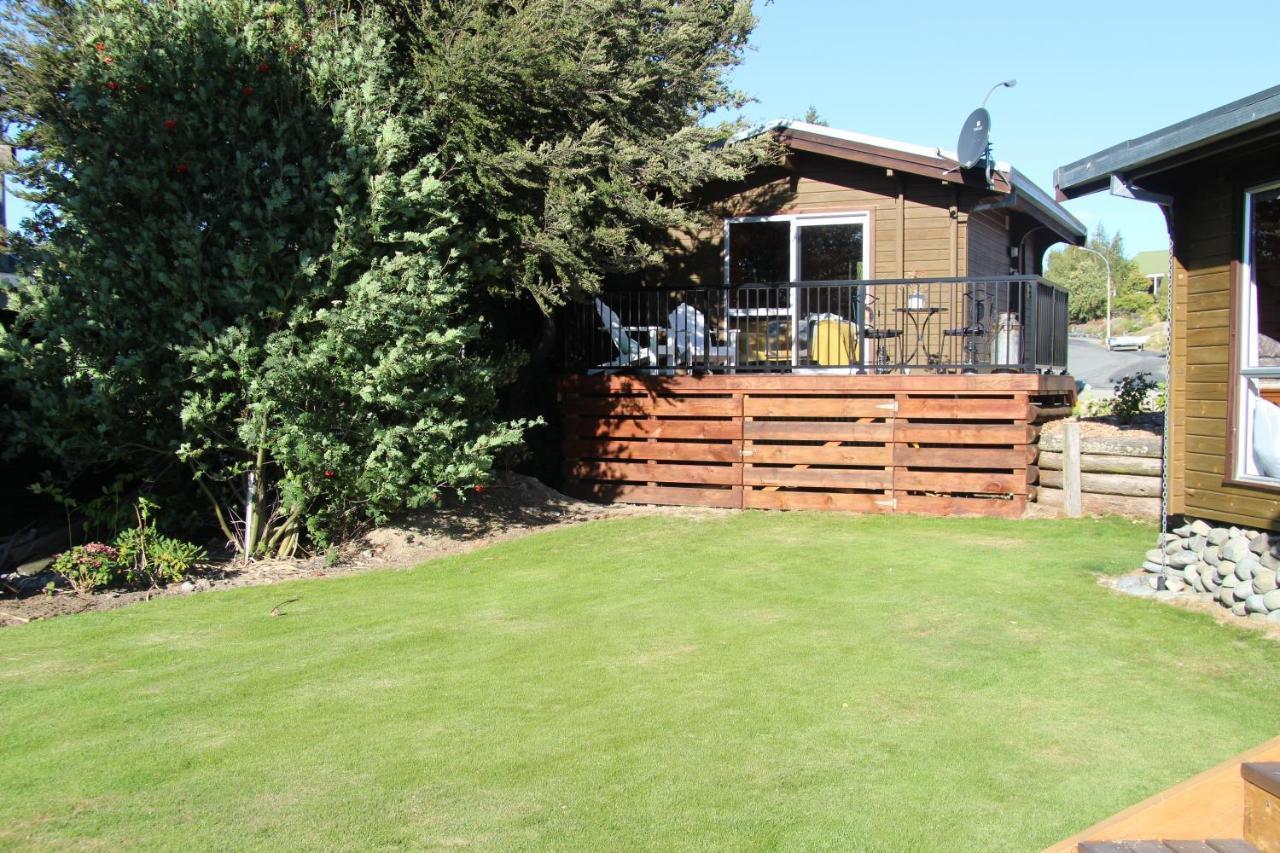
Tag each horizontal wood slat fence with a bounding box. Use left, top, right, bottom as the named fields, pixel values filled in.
left=560, top=374, right=1075, bottom=518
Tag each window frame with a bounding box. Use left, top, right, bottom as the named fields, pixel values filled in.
left=722, top=211, right=873, bottom=287
left=1228, top=179, right=1280, bottom=489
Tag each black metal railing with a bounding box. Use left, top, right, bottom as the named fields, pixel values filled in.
left=561, top=276, right=1069, bottom=375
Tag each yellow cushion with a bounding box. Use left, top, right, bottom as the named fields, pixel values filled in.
left=812, top=318, right=858, bottom=366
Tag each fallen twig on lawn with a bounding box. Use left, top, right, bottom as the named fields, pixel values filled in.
left=0, top=611, right=31, bottom=624
left=269, top=597, right=299, bottom=617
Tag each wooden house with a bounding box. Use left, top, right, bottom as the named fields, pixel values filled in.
left=1056, top=85, right=1280, bottom=532
left=557, top=121, right=1085, bottom=518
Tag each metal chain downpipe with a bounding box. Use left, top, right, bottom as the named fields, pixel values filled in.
left=1158, top=213, right=1175, bottom=586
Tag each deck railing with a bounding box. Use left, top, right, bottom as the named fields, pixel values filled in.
left=562, top=276, right=1069, bottom=375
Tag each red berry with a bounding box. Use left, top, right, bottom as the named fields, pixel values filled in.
left=163, top=117, right=177, bottom=130
left=473, top=484, right=487, bottom=494
left=323, top=470, right=335, bottom=479
left=176, top=163, right=189, bottom=174
left=95, top=42, right=105, bottom=52
left=241, top=85, right=254, bottom=97
left=257, top=62, right=270, bottom=73
left=106, top=81, right=119, bottom=91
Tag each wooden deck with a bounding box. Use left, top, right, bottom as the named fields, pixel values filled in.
left=1044, top=735, right=1280, bottom=852
left=559, top=373, right=1074, bottom=517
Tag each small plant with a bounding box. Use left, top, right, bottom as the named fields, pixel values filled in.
left=115, top=498, right=207, bottom=588
left=50, top=543, right=123, bottom=594
left=1112, top=371, right=1158, bottom=424
left=1079, top=396, right=1113, bottom=418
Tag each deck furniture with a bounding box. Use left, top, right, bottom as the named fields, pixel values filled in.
left=863, top=327, right=903, bottom=373
left=666, top=304, right=738, bottom=369
left=593, top=298, right=653, bottom=369
left=894, top=305, right=946, bottom=368
left=942, top=291, right=990, bottom=371
left=809, top=316, right=858, bottom=367
left=570, top=278, right=1067, bottom=376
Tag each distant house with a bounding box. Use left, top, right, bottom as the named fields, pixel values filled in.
left=558, top=120, right=1085, bottom=518
left=1056, top=85, right=1280, bottom=532
left=1133, top=249, right=1169, bottom=295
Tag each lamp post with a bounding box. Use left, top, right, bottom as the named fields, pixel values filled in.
left=982, top=79, right=1017, bottom=108
left=1076, top=245, right=1113, bottom=348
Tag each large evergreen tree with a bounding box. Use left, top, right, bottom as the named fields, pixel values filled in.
left=0, top=0, right=759, bottom=554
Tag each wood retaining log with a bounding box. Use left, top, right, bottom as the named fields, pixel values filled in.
left=1039, top=431, right=1161, bottom=457
left=1039, top=451, right=1162, bottom=477
left=1039, top=469, right=1161, bottom=498
left=1037, top=485, right=1160, bottom=518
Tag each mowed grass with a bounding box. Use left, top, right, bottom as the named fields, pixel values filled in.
left=2, top=513, right=1279, bottom=851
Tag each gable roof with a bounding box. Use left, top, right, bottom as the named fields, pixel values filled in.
left=733, top=119, right=1086, bottom=244
left=1054, top=84, right=1280, bottom=199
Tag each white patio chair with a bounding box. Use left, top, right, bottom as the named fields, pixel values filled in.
left=667, top=303, right=738, bottom=369
left=594, top=297, right=653, bottom=368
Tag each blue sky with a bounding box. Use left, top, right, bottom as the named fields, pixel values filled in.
left=5, top=0, right=1276, bottom=258
left=726, top=0, right=1279, bottom=257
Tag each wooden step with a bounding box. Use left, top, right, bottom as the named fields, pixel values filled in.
left=1243, top=762, right=1280, bottom=853
left=1078, top=841, right=1258, bottom=852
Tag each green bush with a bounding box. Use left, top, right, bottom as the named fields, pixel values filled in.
left=1112, top=372, right=1158, bottom=424
left=114, top=499, right=207, bottom=587
left=115, top=527, right=206, bottom=588
left=50, top=543, right=122, bottom=594
left=50, top=500, right=206, bottom=592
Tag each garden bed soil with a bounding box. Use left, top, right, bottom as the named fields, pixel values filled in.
left=1041, top=413, right=1164, bottom=441
left=0, top=474, right=727, bottom=628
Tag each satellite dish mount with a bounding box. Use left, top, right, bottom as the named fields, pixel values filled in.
left=952, top=79, right=1016, bottom=188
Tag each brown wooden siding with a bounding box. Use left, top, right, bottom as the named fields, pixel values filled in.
left=679, top=153, right=1010, bottom=285
left=965, top=210, right=1014, bottom=277
left=1165, top=144, right=1280, bottom=531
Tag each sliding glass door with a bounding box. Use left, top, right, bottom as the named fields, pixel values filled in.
left=725, top=212, right=869, bottom=367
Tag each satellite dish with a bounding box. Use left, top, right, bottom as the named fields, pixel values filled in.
left=956, top=107, right=990, bottom=170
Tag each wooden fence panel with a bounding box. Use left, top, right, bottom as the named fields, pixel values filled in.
left=559, top=375, right=1073, bottom=518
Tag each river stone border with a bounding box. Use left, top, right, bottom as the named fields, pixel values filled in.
left=1139, top=519, right=1280, bottom=621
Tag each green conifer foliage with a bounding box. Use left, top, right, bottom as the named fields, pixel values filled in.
left=0, top=0, right=758, bottom=553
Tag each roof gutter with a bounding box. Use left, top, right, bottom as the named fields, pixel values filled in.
left=1055, top=83, right=1280, bottom=199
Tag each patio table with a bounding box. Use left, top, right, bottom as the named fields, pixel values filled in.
left=894, top=306, right=946, bottom=369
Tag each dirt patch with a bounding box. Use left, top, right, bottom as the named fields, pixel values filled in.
left=0, top=474, right=729, bottom=628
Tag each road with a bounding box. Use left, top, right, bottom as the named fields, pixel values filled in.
left=1068, top=337, right=1167, bottom=390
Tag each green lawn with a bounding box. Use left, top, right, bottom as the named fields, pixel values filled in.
left=2, top=513, right=1278, bottom=851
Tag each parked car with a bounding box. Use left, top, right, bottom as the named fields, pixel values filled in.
left=1106, top=335, right=1145, bottom=351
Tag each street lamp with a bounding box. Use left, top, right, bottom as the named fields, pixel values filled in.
left=1075, top=245, right=1113, bottom=348
left=982, top=79, right=1017, bottom=108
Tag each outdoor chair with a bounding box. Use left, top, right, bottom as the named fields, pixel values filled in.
left=667, top=303, right=738, bottom=369
left=942, top=292, right=989, bottom=371
left=809, top=315, right=858, bottom=367
left=593, top=297, right=653, bottom=370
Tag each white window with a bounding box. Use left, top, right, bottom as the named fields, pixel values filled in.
left=1234, top=182, right=1280, bottom=484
